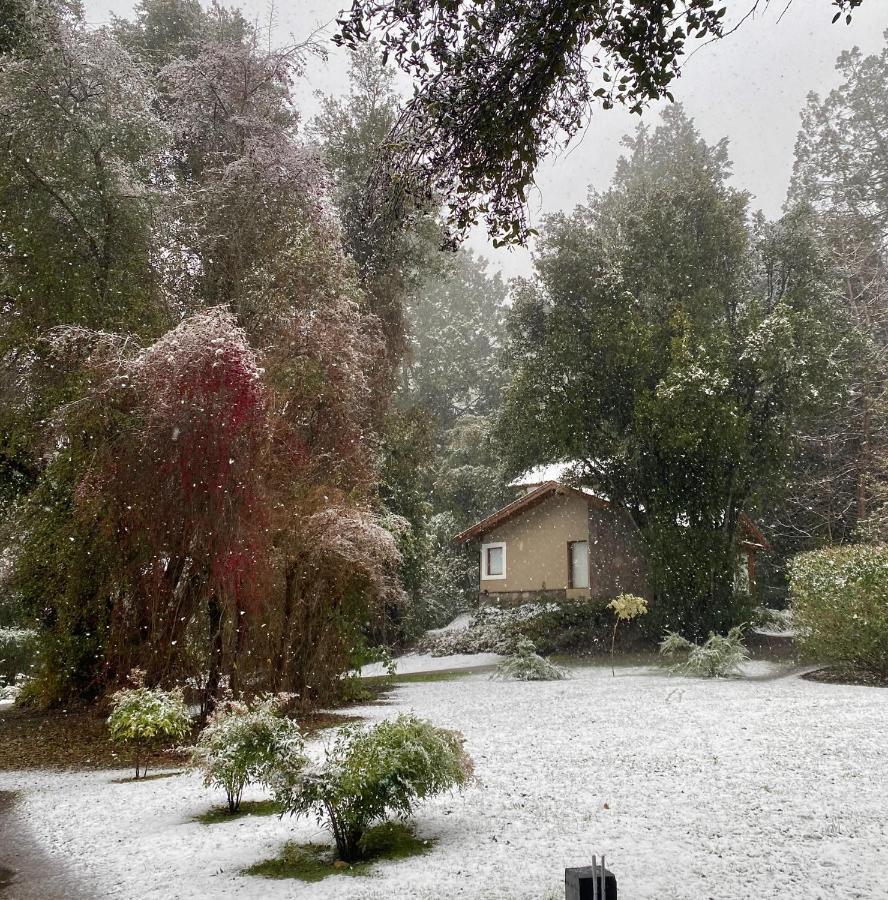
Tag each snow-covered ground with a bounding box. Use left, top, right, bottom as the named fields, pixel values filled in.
left=2, top=661, right=887, bottom=899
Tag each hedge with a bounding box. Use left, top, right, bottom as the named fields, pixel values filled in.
left=789, top=544, right=888, bottom=676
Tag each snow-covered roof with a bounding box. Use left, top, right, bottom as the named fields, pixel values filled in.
left=508, top=461, right=579, bottom=487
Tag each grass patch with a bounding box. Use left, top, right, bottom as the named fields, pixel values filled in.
left=244, top=821, right=435, bottom=882
left=111, top=770, right=183, bottom=784
left=390, top=669, right=478, bottom=684
left=195, top=799, right=281, bottom=824
left=300, top=710, right=364, bottom=734
left=0, top=704, right=356, bottom=772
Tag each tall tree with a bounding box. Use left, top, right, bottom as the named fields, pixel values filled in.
left=312, top=41, right=444, bottom=368
left=783, top=34, right=888, bottom=545
left=497, top=107, right=841, bottom=636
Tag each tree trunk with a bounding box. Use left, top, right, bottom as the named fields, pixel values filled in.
left=204, top=595, right=223, bottom=719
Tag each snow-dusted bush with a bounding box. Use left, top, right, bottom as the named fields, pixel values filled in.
left=191, top=694, right=305, bottom=813
left=0, top=626, right=38, bottom=688
left=422, top=598, right=613, bottom=656
left=108, top=675, right=192, bottom=778
left=492, top=638, right=567, bottom=681
left=0, top=673, right=28, bottom=703
left=660, top=626, right=749, bottom=677
left=790, top=545, right=888, bottom=675
left=752, top=606, right=793, bottom=632
left=272, top=714, right=473, bottom=862
left=422, top=602, right=561, bottom=655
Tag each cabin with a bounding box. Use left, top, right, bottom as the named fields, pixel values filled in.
left=454, top=473, right=770, bottom=607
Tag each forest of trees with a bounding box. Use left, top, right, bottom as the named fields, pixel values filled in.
left=0, top=0, right=884, bottom=705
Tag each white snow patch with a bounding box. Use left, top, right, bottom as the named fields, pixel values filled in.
left=2, top=665, right=887, bottom=899
left=509, top=461, right=579, bottom=486
left=426, top=612, right=473, bottom=636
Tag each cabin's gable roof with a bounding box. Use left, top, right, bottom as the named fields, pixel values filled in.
left=453, top=481, right=610, bottom=544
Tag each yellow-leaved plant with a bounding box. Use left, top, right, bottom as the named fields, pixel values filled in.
left=607, top=594, right=648, bottom=676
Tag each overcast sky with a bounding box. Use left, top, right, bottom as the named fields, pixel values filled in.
left=84, top=0, right=888, bottom=278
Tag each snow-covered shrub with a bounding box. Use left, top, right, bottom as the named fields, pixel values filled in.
left=421, top=600, right=596, bottom=656
left=660, top=626, right=750, bottom=677
left=0, top=673, right=28, bottom=703
left=0, top=626, right=38, bottom=688
left=751, top=606, right=793, bottom=632
left=107, top=675, right=192, bottom=778
left=492, top=638, right=567, bottom=681
left=790, top=545, right=888, bottom=676
left=272, top=714, right=473, bottom=862
left=511, top=598, right=613, bottom=654
left=191, top=694, right=305, bottom=813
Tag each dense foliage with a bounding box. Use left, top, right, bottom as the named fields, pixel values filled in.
left=191, top=695, right=305, bottom=813
left=0, top=626, right=37, bottom=687
left=335, top=0, right=866, bottom=246
left=1, top=1, right=408, bottom=707
left=272, top=714, right=473, bottom=862
left=498, top=107, right=842, bottom=637
left=107, top=678, right=192, bottom=777
left=422, top=599, right=613, bottom=656
left=789, top=544, right=888, bottom=675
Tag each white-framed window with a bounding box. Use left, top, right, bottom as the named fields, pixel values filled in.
left=481, top=542, right=507, bottom=580
left=568, top=540, right=589, bottom=589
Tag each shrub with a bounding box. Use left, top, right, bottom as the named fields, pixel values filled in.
left=790, top=544, right=888, bottom=676
left=191, top=694, right=305, bottom=813
left=492, top=638, right=566, bottom=681
left=659, top=625, right=750, bottom=677
left=107, top=674, right=192, bottom=778
left=0, top=626, right=38, bottom=687
left=421, top=598, right=612, bottom=656
left=607, top=593, right=648, bottom=675
left=272, top=714, right=473, bottom=863
left=751, top=606, right=793, bottom=632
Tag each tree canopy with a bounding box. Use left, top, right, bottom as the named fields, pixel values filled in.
left=497, top=106, right=844, bottom=634
left=335, top=0, right=867, bottom=247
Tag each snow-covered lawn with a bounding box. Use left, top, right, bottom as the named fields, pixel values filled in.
left=2, top=661, right=886, bottom=899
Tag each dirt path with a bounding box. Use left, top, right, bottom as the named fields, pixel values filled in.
left=0, top=791, right=92, bottom=900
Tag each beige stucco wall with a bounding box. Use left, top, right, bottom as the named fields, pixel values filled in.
left=480, top=493, right=591, bottom=595
left=479, top=491, right=651, bottom=601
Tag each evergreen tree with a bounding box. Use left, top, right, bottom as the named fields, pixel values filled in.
left=498, top=107, right=841, bottom=637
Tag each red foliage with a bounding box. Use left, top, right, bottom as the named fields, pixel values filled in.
left=68, top=309, right=270, bottom=682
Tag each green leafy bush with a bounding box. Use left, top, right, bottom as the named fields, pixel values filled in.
left=272, top=714, right=473, bottom=862
left=423, top=598, right=612, bottom=656
left=520, top=598, right=614, bottom=654
left=660, top=625, right=750, bottom=677
left=492, top=638, right=566, bottom=681
left=790, top=544, right=888, bottom=676
left=107, top=674, right=191, bottom=778
left=191, top=694, right=305, bottom=813
left=0, top=626, right=38, bottom=687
